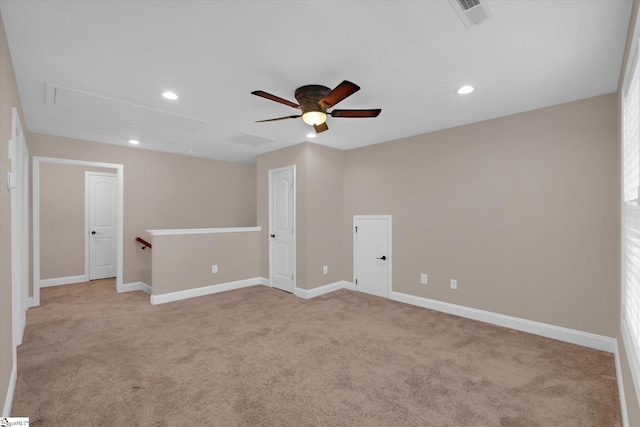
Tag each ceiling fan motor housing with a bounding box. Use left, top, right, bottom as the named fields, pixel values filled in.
left=295, top=85, right=331, bottom=112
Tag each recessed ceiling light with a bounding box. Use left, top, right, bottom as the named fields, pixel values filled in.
left=306, top=133, right=316, bottom=138
left=128, top=139, right=140, bottom=145
left=457, top=85, right=475, bottom=95
left=162, top=91, right=179, bottom=100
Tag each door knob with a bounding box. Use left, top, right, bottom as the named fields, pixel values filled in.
left=377, top=255, right=387, bottom=261
left=270, top=234, right=275, bottom=238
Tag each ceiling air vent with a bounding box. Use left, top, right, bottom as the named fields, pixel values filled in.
left=449, top=0, right=493, bottom=28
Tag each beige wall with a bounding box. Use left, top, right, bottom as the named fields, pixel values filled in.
left=28, top=134, right=257, bottom=286
left=0, top=11, right=27, bottom=415
left=151, top=231, right=261, bottom=295
left=39, top=164, right=116, bottom=279
left=1, top=3, right=634, bottom=421
left=256, top=144, right=308, bottom=287
left=305, top=143, right=345, bottom=289
left=618, top=0, right=640, bottom=423
left=344, top=94, right=618, bottom=338
left=256, top=142, right=346, bottom=290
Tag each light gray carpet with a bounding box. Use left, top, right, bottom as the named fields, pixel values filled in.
left=12, top=279, right=621, bottom=426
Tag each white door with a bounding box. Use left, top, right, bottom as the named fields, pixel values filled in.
left=269, top=166, right=295, bottom=293
left=10, top=107, right=28, bottom=347
left=354, top=216, right=392, bottom=298
left=88, top=173, right=118, bottom=280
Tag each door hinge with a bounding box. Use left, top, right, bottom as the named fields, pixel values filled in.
left=355, top=226, right=358, bottom=233
left=355, top=278, right=358, bottom=285
left=291, top=274, right=294, bottom=280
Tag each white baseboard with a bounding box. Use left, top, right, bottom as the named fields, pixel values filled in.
left=140, top=282, right=152, bottom=295
left=150, top=277, right=266, bottom=305
left=2, top=360, right=16, bottom=417
left=39, top=274, right=88, bottom=288
left=389, top=290, right=617, bottom=353
left=150, top=276, right=616, bottom=352
left=270, top=281, right=617, bottom=353
left=343, top=282, right=356, bottom=291
left=294, top=281, right=351, bottom=299
left=27, top=297, right=37, bottom=308
left=613, top=340, right=630, bottom=427
left=259, top=277, right=271, bottom=287
left=122, top=281, right=152, bottom=295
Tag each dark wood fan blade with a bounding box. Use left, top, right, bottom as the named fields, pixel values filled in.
left=331, top=109, right=381, bottom=118
left=314, top=122, right=329, bottom=133
left=252, top=90, right=300, bottom=109
left=256, top=115, right=301, bottom=123
left=318, top=81, right=360, bottom=108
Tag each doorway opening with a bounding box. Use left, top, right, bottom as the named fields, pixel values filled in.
left=32, top=157, right=124, bottom=307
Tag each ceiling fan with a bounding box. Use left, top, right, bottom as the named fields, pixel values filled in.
left=251, top=80, right=381, bottom=134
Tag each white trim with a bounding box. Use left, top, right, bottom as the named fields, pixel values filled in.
left=20, top=135, right=29, bottom=333
left=147, top=226, right=261, bottom=236
left=278, top=280, right=617, bottom=350
left=2, top=361, right=16, bottom=417
left=622, top=318, right=640, bottom=412
left=294, top=281, right=351, bottom=299
left=39, top=274, right=88, bottom=288
left=343, top=282, right=356, bottom=291
left=623, top=31, right=640, bottom=96
left=33, top=156, right=124, bottom=305
left=292, top=281, right=620, bottom=353
left=614, top=339, right=630, bottom=427
left=32, top=155, right=40, bottom=305
left=390, top=290, right=616, bottom=353
left=150, top=277, right=268, bottom=305
left=141, top=282, right=152, bottom=295
left=27, top=297, right=37, bottom=308
left=122, top=281, right=152, bottom=295
left=259, top=277, right=271, bottom=287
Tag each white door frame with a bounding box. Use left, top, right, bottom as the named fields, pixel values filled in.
left=10, top=107, right=28, bottom=349
left=268, top=165, right=296, bottom=292
left=32, top=156, right=124, bottom=306
left=85, top=171, right=118, bottom=280
left=353, top=215, right=393, bottom=298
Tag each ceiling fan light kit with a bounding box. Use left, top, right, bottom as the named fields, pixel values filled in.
left=252, top=80, right=381, bottom=134
left=302, top=111, right=327, bottom=126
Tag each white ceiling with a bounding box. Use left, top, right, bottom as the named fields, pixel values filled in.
left=0, top=0, right=633, bottom=164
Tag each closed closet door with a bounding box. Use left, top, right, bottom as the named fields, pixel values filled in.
left=354, top=216, right=391, bottom=298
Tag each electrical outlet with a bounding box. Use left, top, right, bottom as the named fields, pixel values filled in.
left=212, top=265, right=218, bottom=274
left=323, top=265, right=328, bottom=275
left=450, top=279, right=457, bottom=290
left=420, top=274, right=428, bottom=284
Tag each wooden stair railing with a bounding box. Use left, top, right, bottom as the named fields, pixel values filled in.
left=135, top=237, right=152, bottom=250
